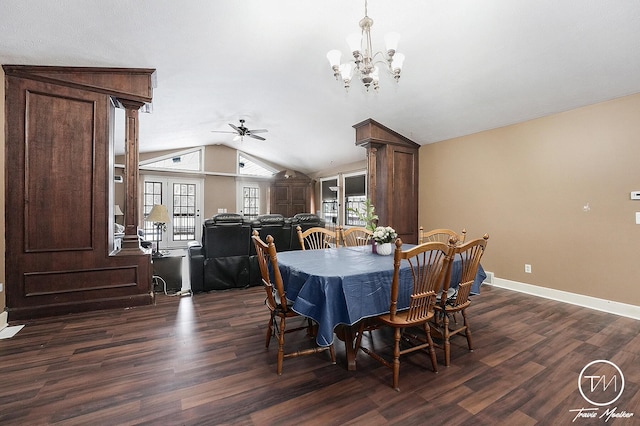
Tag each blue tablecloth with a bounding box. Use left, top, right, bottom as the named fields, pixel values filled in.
left=277, top=245, right=486, bottom=347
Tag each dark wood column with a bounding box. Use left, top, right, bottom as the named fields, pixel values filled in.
left=3, top=65, right=155, bottom=320
left=354, top=119, right=420, bottom=244
left=366, top=146, right=378, bottom=205
left=118, top=100, right=145, bottom=254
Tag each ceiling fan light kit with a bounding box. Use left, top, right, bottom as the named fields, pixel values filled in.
left=327, top=0, right=405, bottom=92
left=211, top=118, right=268, bottom=142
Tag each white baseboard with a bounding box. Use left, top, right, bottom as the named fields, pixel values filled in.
left=0, top=311, right=7, bottom=331
left=487, top=276, right=640, bottom=321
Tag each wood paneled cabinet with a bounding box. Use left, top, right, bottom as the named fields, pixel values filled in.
left=4, top=65, right=155, bottom=320
left=270, top=170, right=313, bottom=217
left=354, top=119, right=420, bottom=244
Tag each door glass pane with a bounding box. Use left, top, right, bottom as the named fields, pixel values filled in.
left=172, top=183, right=196, bottom=241
left=321, top=179, right=338, bottom=226
left=242, top=186, right=260, bottom=219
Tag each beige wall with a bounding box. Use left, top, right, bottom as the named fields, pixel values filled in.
left=1, top=66, right=5, bottom=312
left=202, top=145, right=247, bottom=218
left=419, top=93, right=640, bottom=307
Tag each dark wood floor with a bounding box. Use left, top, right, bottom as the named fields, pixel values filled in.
left=1, top=285, right=639, bottom=425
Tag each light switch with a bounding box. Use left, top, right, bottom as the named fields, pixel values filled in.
left=636, top=212, right=640, bottom=224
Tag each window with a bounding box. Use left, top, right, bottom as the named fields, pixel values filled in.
left=242, top=186, right=260, bottom=219
left=343, top=173, right=367, bottom=226
left=319, top=172, right=367, bottom=227
left=140, top=147, right=203, bottom=172
left=320, top=178, right=339, bottom=226
left=143, top=181, right=163, bottom=242
left=238, top=152, right=277, bottom=176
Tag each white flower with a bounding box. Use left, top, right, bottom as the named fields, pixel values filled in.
left=372, top=226, right=397, bottom=244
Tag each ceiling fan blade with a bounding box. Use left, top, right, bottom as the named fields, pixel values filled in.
left=211, top=130, right=236, bottom=134
left=248, top=133, right=266, bottom=141
left=229, top=123, right=241, bottom=133
left=248, top=129, right=268, bottom=134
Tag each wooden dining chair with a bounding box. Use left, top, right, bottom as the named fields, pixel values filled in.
left=340, top=226, right=373, bottom=247
left=354, top=238, right=456, bottom=391
left=430, top=234, right=489, bottom=366
left=251, top=230, right=336, bottom=375
left=296, top=225, right=338, bottom=250
left=418, top=227, right=467, bottom=245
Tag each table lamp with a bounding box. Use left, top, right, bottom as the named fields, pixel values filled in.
left=147, top=204, right=170, bottom=256
left=114, top=204, right=124, bottom=225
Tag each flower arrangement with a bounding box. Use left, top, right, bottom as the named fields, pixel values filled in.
left=372, top=226, right=397, bottom=244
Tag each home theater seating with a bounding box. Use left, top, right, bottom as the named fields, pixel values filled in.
left=188, top=213, right=325, bottom=292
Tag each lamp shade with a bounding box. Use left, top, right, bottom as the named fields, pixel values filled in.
left=391, top=53, right=405, bottom=72
left=147, top=204, right=170, bottom=224
left=346, top=33, right=362, bottom=54
left=339, top=63, right=352, bottom=80
left=384, top=32, right=401, bottom=52
left=114, top=204, right=124, bottom=216
left=326, top=49, right=342, bottom=67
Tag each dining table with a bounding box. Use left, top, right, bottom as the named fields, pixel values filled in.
left=276, top=244, right=486, bottom=370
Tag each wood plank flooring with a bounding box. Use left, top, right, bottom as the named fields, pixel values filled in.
left=1, top=285, right=638, bottom=425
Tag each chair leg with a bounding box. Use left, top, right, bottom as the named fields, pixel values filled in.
left=462, top=310, right=473, bottom=351
left=433, top=311, right=441, bottom=327
left=354, top=320, right=366, bottom=353
left=328, top=343, right=336, bottom=364
left=276, top=316, right=286, bottom=375
left=443, top=314, right=451, bottom=367
left=306, top=318, right=317, bottom=337
left=423, top=323, right=438, bottom=373
left=265, top=316, right=273, bottom=348
left=392, top=328, right=401, bottom=391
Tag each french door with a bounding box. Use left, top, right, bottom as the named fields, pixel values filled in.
left=142, top=176, right=204, bottom=249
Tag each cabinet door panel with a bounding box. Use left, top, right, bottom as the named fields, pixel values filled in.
left=5, top=72, right=153, bottom=320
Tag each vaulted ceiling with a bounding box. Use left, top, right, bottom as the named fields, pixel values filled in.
left=2, top=1, right=640, bottom=174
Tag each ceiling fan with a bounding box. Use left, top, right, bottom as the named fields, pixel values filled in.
left=211, top=119, right=268, bottom=141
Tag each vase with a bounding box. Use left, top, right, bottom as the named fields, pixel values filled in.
left=376, top=242, right=393, bottom=256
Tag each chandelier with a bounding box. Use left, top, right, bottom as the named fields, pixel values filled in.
left=326, top=0, right=405, bottom=92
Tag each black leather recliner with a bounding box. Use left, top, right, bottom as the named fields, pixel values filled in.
left=250, top=214, right=292, bottom=254
left=202, top=213, right=252, bottom=291
left=188, top=212, right=325, bottom=292
left=289, top=212, right=327, bottom=250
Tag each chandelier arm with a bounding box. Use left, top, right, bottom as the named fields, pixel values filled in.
left=371, top=58, right=395, bottom=73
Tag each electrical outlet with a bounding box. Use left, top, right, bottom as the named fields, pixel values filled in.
left=524, top=264, right=532, bottom=273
